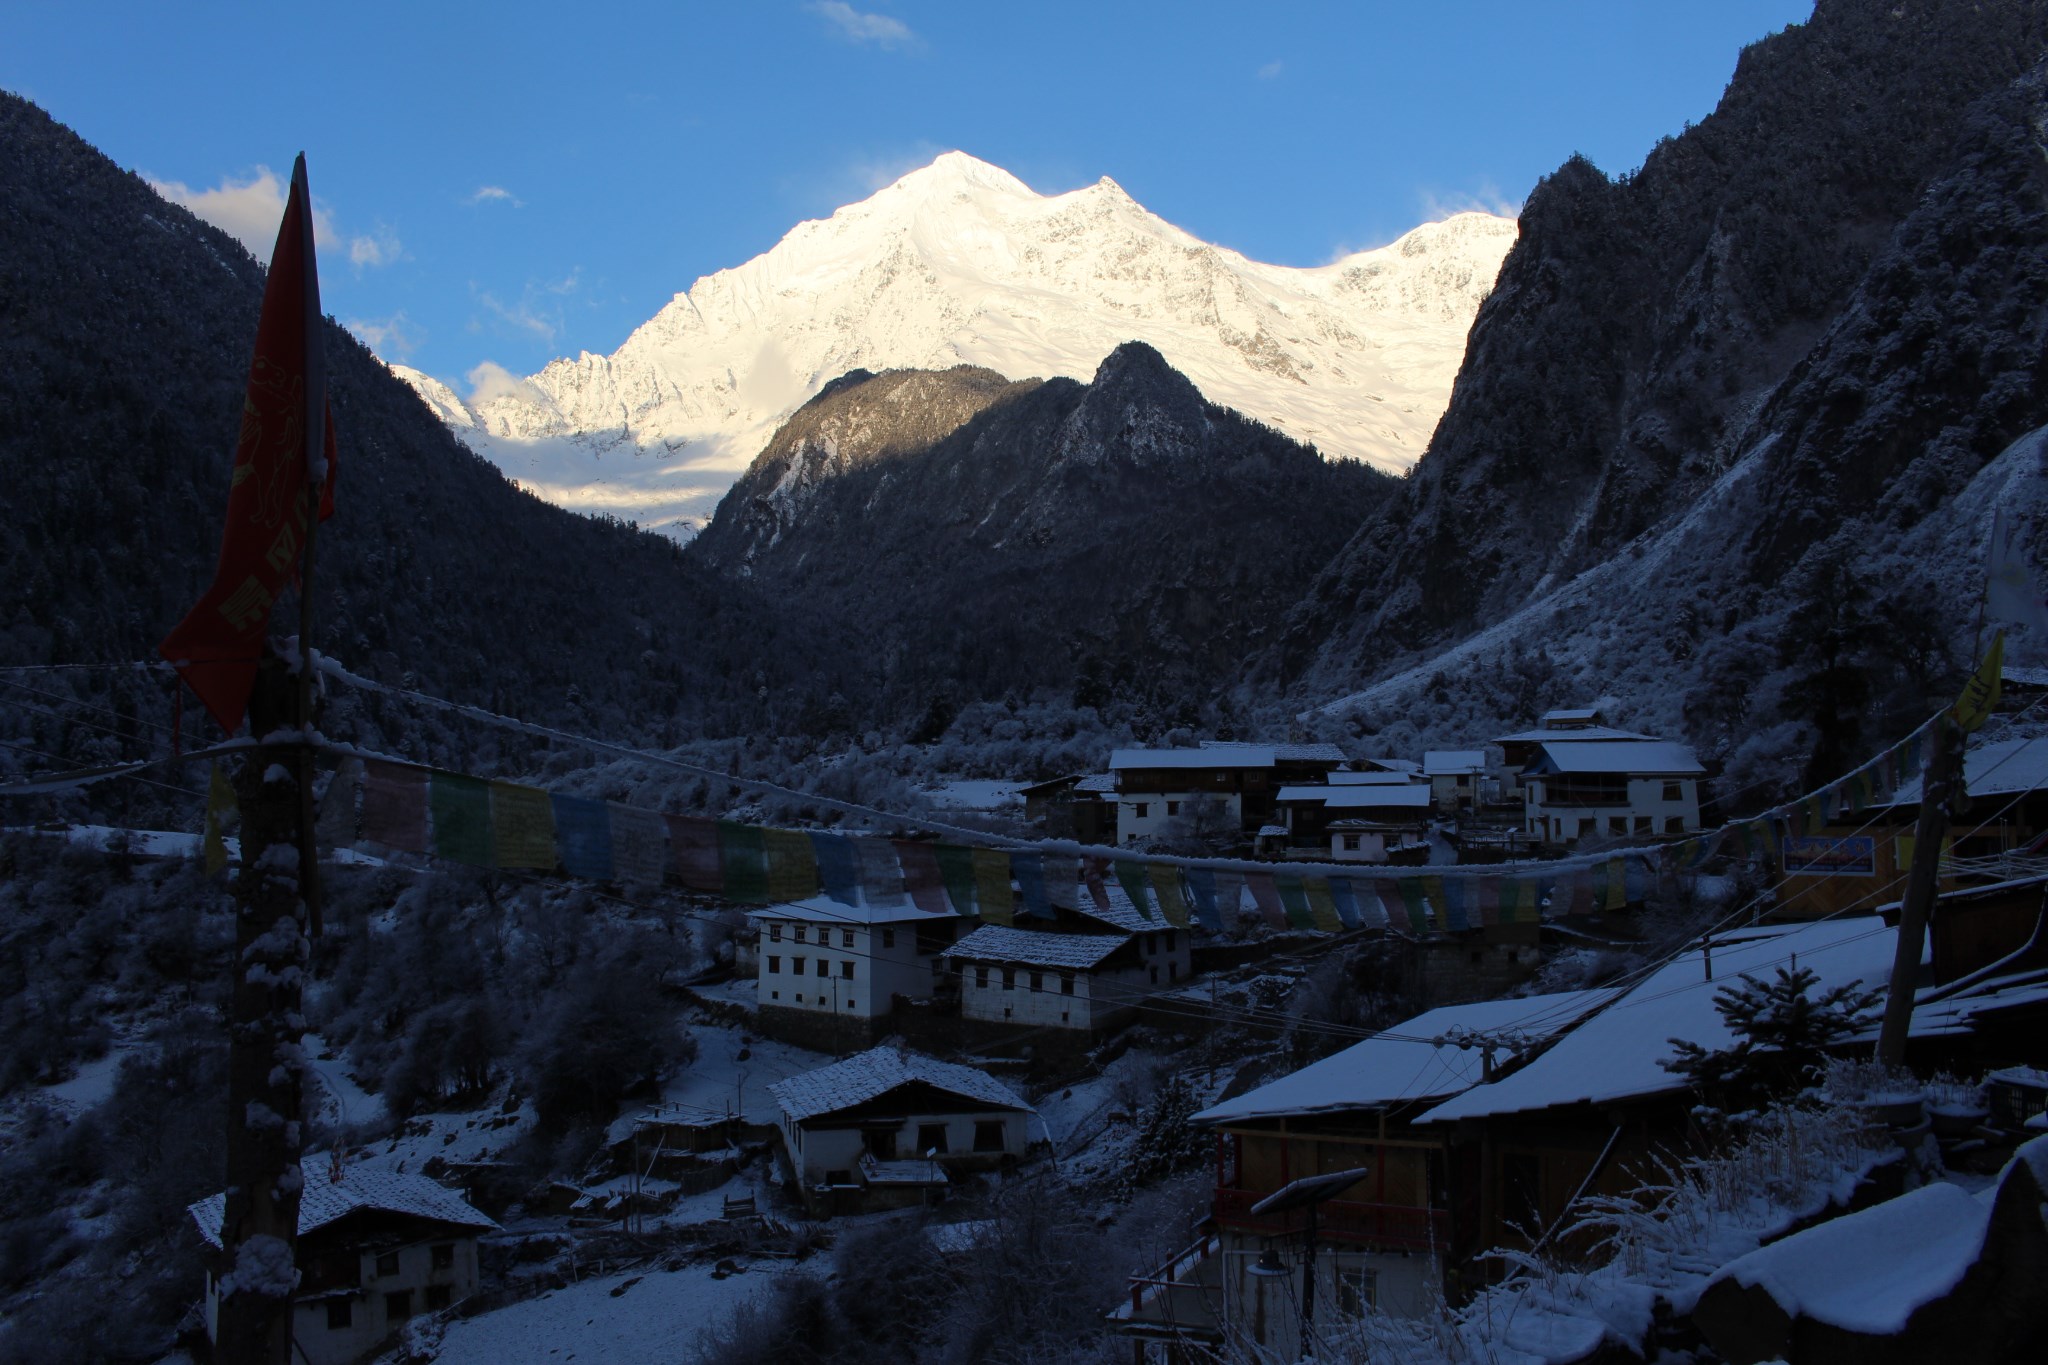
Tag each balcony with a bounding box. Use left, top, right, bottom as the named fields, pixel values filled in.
left=1213, top=1186, right=1448, bottom=1250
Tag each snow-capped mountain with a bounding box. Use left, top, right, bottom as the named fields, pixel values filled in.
left=398, top=153, right=1514, bottom=536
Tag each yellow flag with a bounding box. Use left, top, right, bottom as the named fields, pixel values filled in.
left=203, top=761, right=235, bottom=876
left=1954, top=631, right=2004, bottom=733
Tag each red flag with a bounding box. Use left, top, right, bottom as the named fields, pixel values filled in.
left=159, top=153, right=336, bottom=734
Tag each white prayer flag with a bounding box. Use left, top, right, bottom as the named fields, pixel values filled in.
left=1987, top=509, right=2048, bottom=634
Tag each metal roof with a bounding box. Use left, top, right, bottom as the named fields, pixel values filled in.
left=769, top=1046, right=1029, bottom=1123
left=190, top=1166, right=498, bottom=1250
left=1528, top=739, right=1704, bottom=776
left=942, top=924, right=1130, bottom=970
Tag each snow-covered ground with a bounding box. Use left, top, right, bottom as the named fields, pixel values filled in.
left=919, top=778, right=1024, bottom=813
left=402, top=1258, right=819, bottom=1365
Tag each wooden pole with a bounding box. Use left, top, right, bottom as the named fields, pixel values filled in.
left=1874, top=715, right=1961, bottom=1068
left=215, top=656, right=312, bottom=1365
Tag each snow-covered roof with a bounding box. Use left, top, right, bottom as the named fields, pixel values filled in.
left=1494, top=726, right=1651, bottom=745
left=1070, top=879, right=1156, bottom=933
left=942, top=924, right=1129, bottom=970
left=1542, top=708, right=1608, bottom=725
left=1111, top=746, right=1273, bottom=770
left=1073, top=773, right=1118, bottom=794
left=1886, top=735, right=2048, bottom=805
left=1418, top=919, right=1901, bottom=1124
left=1194, top=990, right=1620, bottom=1125
left=1277, top=785, right=1432, bottom=809
left=1326, top=770, right=1421, bottom=786
left=1257, top=824, right=1289, bottom=838
left=1529, top=739, right=1704, bottom=776
left=1423, top=750, right=1488, bottom=776
left=2002, top=665, right=2048, bottom=688
left=746, top=892, right=949, bottom=927
left=189, top=1166, right=498, bottom=1250
left=769, top=1046, right=1028, bottom=1123
left=1198, top=741, right=1345, bottom=764
left=1359, top=758, right=1422, bottom=774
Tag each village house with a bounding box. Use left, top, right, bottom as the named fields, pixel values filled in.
left=769, top=1046, right=1036, bottom=1218
left=1519, top=737, right=1705, bottom=845
left=188, top=1166, right=497, bottom=1365
left=1274, top=773, right=1432, bottom=862
left=1778, top=734, right=2048, bottom=919
left=1112, top=991, right=1615, bottom=1357
left=941, top=881, right=1193, bottom=1033
left=1018, top=771, right=1118, bottom=842
left=1422, top=750, right=1490, bottom=814
left=1111, top=742, right=1345, bottom=847
left=748, top=892, right=974, bottom=1052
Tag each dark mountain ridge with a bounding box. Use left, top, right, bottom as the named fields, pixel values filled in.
left=0, top=93, right=841, bottom=768
left=1276, top=0, right=2048, bottom=697
left=692, top=342, right=1396, bottom=723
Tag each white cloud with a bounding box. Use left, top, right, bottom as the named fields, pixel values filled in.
left=468, top=185, right=522, bottom=207
left=847, top=141, right=948, bottom=192
left=344, top=311, right=424, bottom=359
left=1257, top=59, right=1284, bottom=79
left=473, top=269, right=581, bottom=344
left=1419, top=185, right=1523, bottom=222
left=347, top=223, right=404, bottom=269
left=146, top=166, right=401, bottom=270
left=807, top=1, right=916, bottom=49
left=465, top=360, right=549, bottom=407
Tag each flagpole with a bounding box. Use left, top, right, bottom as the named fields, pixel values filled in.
left=294, top=151, right=325, bottom=940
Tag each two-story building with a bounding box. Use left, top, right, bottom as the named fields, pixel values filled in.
left=1112, top=743, right=1346, bottom=847
left=1112, top=991, right=1614, bottom=1357
left=770, top=1046, right=1036, bottom=1217
left=1520, top=738, right=1704, bottom=845
left=1275, top=776, right=1432, bottom=862
left=189, top=1166, right=497, bottom=1365
left=942, top=882, right=1192, bottom=1033
left=749, top=892, right=974, bottom=1051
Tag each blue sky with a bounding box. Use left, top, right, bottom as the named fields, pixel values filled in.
left=5, top=2, right=1812, bottom=396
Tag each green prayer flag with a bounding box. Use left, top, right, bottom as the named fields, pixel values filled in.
left=1113, top=859, right=1155, bottom=920
left=718, top=821, right=769, bottom=903
left=972, top=849, right=1014, bottom=925
left=430, top=772, right=493, bottom=866
left=762, top=827, right=819, bottom=903
left=935, top=843, right=980, bottom=916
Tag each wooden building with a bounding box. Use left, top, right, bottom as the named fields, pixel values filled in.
left=189, top=1166, right=497, bottom=1365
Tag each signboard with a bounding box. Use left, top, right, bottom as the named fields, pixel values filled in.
left=1782, top=835, right=1877, bottom=877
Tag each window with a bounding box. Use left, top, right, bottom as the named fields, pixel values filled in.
left=917, top=1123, right=949, bottom=1154
left=1163, top=930, right=1176, bottom=951
left=869, top=1129, right=897, bottom=1160
left=767, top=956, right=780, bottom=973
left=385, top=1290, right=413, bottom=1322
left=1142, top=932, right=1154, bottom=953
left=1662, top=781, right=1683, bottom=802
left=1608, top=816, right=1626, bottom=835
left=841, top=929, right=854, bottom=948
left=375, top=1252, right=399, bottom=1278
left=1030, top=971, right=1044, bottom=993
left=770, top=990, right=779, bottom=1000
left=425, top=1284, right=452, bottom=1312
left=976, top=966, right=989, bottom=989
left=1167, top=800, right=1180, bottom=816
left=1149, top=965, right=1159, bottom=984
left=841, top=960, right=854, bottom=980
left=1060, top=974, right=1074, bottom=995
left=794, top=925, right=807, bottom=942
left=1665, top=816, right=1683, bottom=833
left=430, top=1244, right=454, bottom=1271
left=327, top=1300, right=353, bottom=1330
left=1168, top=962, right=1178, bottom=982
left=1633, top=816, right=1652, bottom=834
left=1342, top=834, right=1361, bottom=850
left=1002, top=969, right=1015, bottom=991
left=793, top=956, right=806, bottom=976
left=1134, top=802, right=1150, bottom=819
left=883, top=929, right=896, bottom=949
left=973, top=1120, right=1005, bottom=1153
left=795, top=993, right=804, bottom=1003
left=1337, top=1266, right=1378, bottom=1316
left=816, top=959, right=828, bottom=978
left=769, top=923, right=782, bottom=942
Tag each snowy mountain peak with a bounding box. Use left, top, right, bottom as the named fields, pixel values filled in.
left=398, top=153, right=1516, bottom=537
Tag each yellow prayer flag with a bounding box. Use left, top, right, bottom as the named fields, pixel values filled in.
left=972, top=848, right=1014, bottom=925
left=1954, top=632, right=2004, bottom=733
left=203, top=760, right=235, bottom=876
left=490, top=781, right=557, bottom=869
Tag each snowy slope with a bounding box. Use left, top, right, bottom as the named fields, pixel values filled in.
left=397, top=153, right=1514, bottom=535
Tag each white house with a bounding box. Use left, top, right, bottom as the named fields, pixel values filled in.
left=1520, top=738, right=1705, bottom=844
left=189, top=1167, right=497, bottom=1365
left=769, top=1047, right=1036, bottom=1216
left=1422, top=750, right=1489, bottom=813
left=749, top=893, right=973, bottom=1049
left=1274, top=781, right=1431, bottom=861
left=1110, top=743, right=1345, bottom=846
left=944, top=926, right=1154, bottom=1031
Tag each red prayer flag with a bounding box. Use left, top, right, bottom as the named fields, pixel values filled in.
left=159, top=154, right=337, bottom=734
